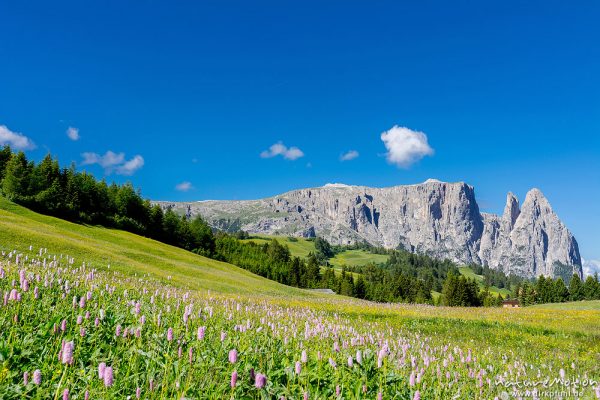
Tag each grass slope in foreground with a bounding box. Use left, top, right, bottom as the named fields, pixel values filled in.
left=0, top=197, right=314, bottom=299
left=1, top=198, right=600, bottom=398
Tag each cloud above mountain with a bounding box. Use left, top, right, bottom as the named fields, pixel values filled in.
left=0, top=125, right=36, bottom=150
left=260, top=142, right=304, bottom=160
left=583, top=258, right=600, bottom=277
left=175, top=181, right=193, bottom=192
left=381, top=125, right=434, bottom=168
left=81, top=151, right=144, bottom=175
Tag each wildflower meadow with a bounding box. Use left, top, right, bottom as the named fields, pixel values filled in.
left=1, top=246, right=599, bottom=399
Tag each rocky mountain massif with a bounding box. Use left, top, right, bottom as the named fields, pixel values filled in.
left=159, top=180, right=582, bottom=279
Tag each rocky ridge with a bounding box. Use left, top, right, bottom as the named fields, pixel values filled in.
left=158, top=180, right=582, bottom=279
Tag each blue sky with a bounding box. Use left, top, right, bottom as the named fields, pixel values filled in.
left=0, top=1, right=599, bottom=261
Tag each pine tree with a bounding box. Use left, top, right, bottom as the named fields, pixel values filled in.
left=0, top=145, right=13, bottom=181
left=583, top=275, right=600, bottom=300
left=305, top=253, right=321, bottom=287
left=1, top=151, right=31, bottom=201
left=569, top=274, right=585, bottom=301
left=354, top=275, right=366, bottom=299
left=441, top=272, right=459, bottom=306
left=552, top=278, right=569, bottom=303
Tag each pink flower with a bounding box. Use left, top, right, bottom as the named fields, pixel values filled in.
left=229, top=349, right=238, bottom=364
left=61, top=341, right=74, bottom=364
left=63, top=389, right=69, bottom=400
left=197, top=326, right=206, bottom=340
left=103, top=366, right=114, bottom=387
left=295, top=361, right=302, bottom=375
left=33, top=369, right=41, bottom=385
left=409, top=371, right=416, bottom=387
left=336, top=385, right=341, bottom=396
left=136, top=387, right=141, bottom=399
left=414, top=390, right=421, bottom=400
left=231, top=370, right=238, bottom=388
left=98, top=362, right=106, bottom=379
left=347, top=356, right=353, bottom=368
left=167, top=327, right=173, bottom=341
left=301, top=350, right=308, bottom=363
left=220, top=331, right=227, bottom=342
left=377, top=392, right=382, bottom=400
left=255, top=373, right=267, bottom=389
left=23, top=371, right=28, bottom=385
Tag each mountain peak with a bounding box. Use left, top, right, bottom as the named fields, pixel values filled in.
left=525, top=187, right=546, bottom=200
left=502, top=192, right=520, bottom=229
left=523, top=188, right=552, bottom=211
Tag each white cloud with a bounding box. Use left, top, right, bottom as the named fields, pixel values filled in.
left=81, top=151, right=144, bottom=175
left=66, top=126, right=80, bottom=141
left=81, top=151, right=125, bottom=168
left=175, top=181, right=193, bottom=192
left=260, top=142, right=304, bottom=160
left=0, top=125, right=36, bottom=150
left=340, top=150, right=359, bottom=161
left=582, top=258, right=600, bottom=277
left=116, top=155, right=145, bottom=176
left=381, top=125, right=434, bottom=168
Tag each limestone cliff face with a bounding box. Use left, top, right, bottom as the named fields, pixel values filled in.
left=158, top=181, right=582, bottom=279
left=479, top=189, right=582, bottom=278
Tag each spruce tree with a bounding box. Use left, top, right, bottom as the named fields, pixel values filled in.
left=1, top=151, right=31, bottom=201
left=569, top=274, right=584, bottom=301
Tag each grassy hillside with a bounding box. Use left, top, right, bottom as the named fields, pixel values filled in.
left=0, top=197, right=317, bottom=299
left=458, top=266, right=512, bottom=297
left=241, top=235, right=316, bottom=259
left=242, top=235, right=389, bottom=267
left=329, top=249, right=389, bottom=267
left=1, top=196, right=600, bottom=398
